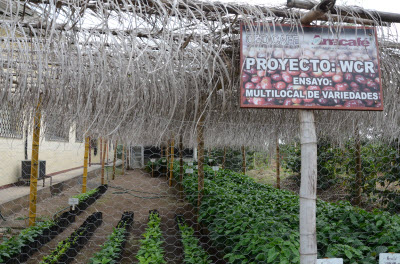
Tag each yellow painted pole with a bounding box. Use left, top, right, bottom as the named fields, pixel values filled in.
left=112, top=140, right=118, bottom=180
left=169, top=138, right=175, bottom=187
left=101, top=139, right=107, bottom=185
left=222, top=147, right=226, bottom=169
left=82, top=136, right=90, bottom=193
left=242, top=146, right=246, bottom=174
left=28, top=98, right=42, bottom=227
left=166, top=140, right=170, bottom=180
left=99, top=138, right=103, bottom=164
left=121, top=145, right=125, bottom=175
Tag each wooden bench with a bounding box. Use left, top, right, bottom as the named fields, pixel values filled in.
left=19, top=175, right=53, bottom=187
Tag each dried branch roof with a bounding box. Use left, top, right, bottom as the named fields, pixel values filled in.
left=1, top=0, right=400, bottom=148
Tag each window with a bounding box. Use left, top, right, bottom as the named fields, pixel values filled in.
left=75, top=126, right=84, bottom=143
left=0, top=107, right=23, bottom=139
left=45, top=121, right=69, bottom=142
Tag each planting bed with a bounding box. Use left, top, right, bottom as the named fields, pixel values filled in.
left=176, top=214, right=211, bottom=264
left=70, top=185, right=108, bottom=215
left=136, top=210, right=167, bottom=264
left=89, top=211, right=134, bottom=263
left=2, top=170, right=198, bottom=263
left=174, top=165, right=400, bottom=264
left=0, top=211, right=75, bottom=264
left=40, top=212, right=103, bottom=264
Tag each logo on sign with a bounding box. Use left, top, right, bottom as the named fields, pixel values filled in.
left=312, top=35, right=323, bottom=45
left=311, top=35, right=370, bottom=47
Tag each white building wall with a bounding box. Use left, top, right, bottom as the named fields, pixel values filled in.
left=0, top=123, right=115, bottom=186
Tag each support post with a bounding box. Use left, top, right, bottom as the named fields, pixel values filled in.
left=179, top=135, right=184, bottom=198
left=99, top=138, right=103, bottom=165
left=101, top=139, right=107, bottom=185
left=276, top=137, right=281, bottom=189
left=112, top=140, right=118, bottom=180
left=169, top=138, right=175, bottom=187
left=222, top=147, right=226, bottom=169
left=355, top=127, right=362, bottom=206
left=28, top=97, right=41, bottom=227
left=197, top=113, right=205, bottom=214
left=82, top=136, right=89, bottom=193
left=121, top=145, right=125, bottom=175
left=297, top=2, right=334, bottom=262
left=89, top=137, right=92, bottom=167
left=242, top=146, right=246, bottom=174
left=126, top=145, right=130, bottom=170
left=299, top=110, right=317, bottom=264
left=166, top=140, right=170, bottom=180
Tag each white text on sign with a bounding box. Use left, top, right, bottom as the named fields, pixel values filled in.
left=380, top=253, right=400, bottom=264
left=317, top=258, right=343, bottom=264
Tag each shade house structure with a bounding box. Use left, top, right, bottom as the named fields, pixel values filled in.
left=0, top=0, right=400, bottom=263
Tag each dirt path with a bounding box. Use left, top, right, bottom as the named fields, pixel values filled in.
left=22, top=169, right=185, bottom=263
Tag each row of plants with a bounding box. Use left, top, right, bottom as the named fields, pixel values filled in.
left=176, top=215, right=211, bottom=264
left=40, top=212, right=103, bottom=264
left=174, top=165, right=400, bottom=264
left=136, top=210, right=166, bottom=264
left=0, top=211, right=76, bottom=264
left=71, top=185, right=108, bottom=215
left=89, top=211, right=134, bottom=264
left=145, top=159, right=168, bottom=177
left=280, top=139, right=400, bottom=212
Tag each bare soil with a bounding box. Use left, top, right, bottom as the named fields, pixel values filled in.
left=15, top=169, right=190, bottom=264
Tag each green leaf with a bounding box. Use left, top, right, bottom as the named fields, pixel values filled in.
left=345, top=250, right=353, bottom=260
left=267, top=248, right=279, bottom=263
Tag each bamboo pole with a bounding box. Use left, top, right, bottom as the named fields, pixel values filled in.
left=166, top=140, right=170, bottom=180
left=179, top=135, right=184, bottom=198
left=112, top=140, right=118, bottom=180
left=242, top=146, right=246, bottom=174
left=101, top=139, right=107, bottom=185
left=28, top=97, right=42, bottom=227
left=297, top=2, right=333, bottom=262
left=99, top=138, right=103, bottom=165
left=355, top=128, right=363, bottom=206
left=126, top=144, right=130, bottom=170
left=197, top=113, right=205, bottom=212
left=121, top=145, right=125, bottom=175
left=169, top=138, right=175, bottom=186
left=89, top=137, right=92, bottom=167
left=222, top=147, right=226, bottom=169
left=82, top=136, right=90, bottom=193
left=276, top=137, right=281, bottom=189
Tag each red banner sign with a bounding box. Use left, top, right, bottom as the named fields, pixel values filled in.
left=240, top=24, right=383, bottom=111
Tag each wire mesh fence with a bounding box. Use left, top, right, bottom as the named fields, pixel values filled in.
left=0, top=125, right=399, bottom=264
left=0, top=0, right=399, bottom=263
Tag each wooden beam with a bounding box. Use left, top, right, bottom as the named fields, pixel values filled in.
left=288, top=0, right=399, bottom=23
left=299, top=0, right=336, bottom=25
